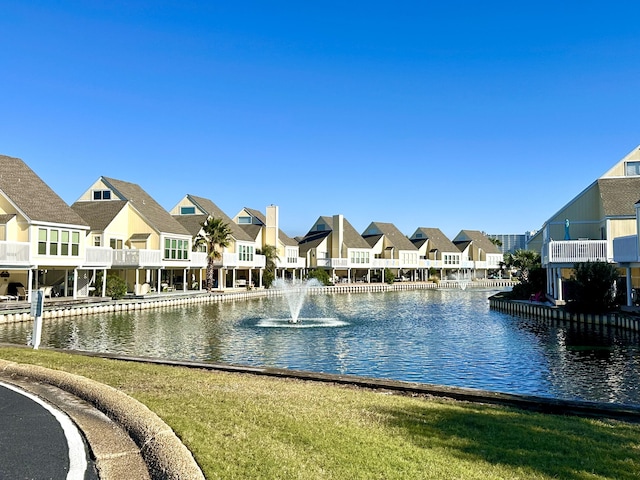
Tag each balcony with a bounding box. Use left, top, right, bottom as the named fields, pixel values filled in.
left=613, top=235, right=638, bottom=263
left=84, top=247, right=113, bottom=267
left=543, top=240, right=609, bottom=265
left=0, top=241, right=31, bottom=266
left=112, top=249, right=162, bottom=267
left=212, top=253, right=266, bottom=269
left=190, top=251, right=208, bottom=268
left=276, top=257, right=306, bottom=269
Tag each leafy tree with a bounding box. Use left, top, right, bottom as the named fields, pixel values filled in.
left=258, top=244, right=279, bottom=288
left=568, top=261, right=621, bottom=313
left=195, top=217, right=232, bottom=291
left=308, top=268, right=331, bottom=286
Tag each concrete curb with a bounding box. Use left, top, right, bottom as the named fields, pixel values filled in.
left=0, top=359, right=204, bottom=480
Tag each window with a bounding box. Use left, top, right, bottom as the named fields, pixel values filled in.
left=60, top=230, right=69, bottom=255
left=286, top=248, right=297, bottom=264
left=49, top=229, right=58, bottom=255
left=316, top=224, right=325, bottom=231
left=110, top=238, right=123, bottom=249
left=93, top=190, right=112, bottom=200
left=37, top=227, right=81, bottom=257
left=238, top=216, right=252, bottom=224
left=238, top=244, right=254, bottom=261
left=444, top=254, right=459, bottom=265
left=350, top=250, right=370, bottom=264
left=180, top=206, right=196, bottom=215
left=164, top=238, right=189, bottom=260
left=93, top=235, right=102, bottom=247
left=38, top=229, right=47, bottom=255
left=72, top=232, right=80, bottom=256
left=626, top=162, right=640, bottom=176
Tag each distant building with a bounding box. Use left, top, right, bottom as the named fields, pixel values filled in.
left=484, top=232, right=536, bottom=254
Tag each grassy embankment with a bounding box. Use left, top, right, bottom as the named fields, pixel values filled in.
left=1, top=347, right=639, bottom=480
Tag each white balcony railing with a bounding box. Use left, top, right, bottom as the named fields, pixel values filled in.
left=190, top=251, right=208, bottom=268
left=84, top=246, right=113, bottom=266
left=372, top=258, right=400, bottom=268
left=276, top=257, right=306, bottom=269
left=613, top=235, right=639, bottom=263
left=0, top=241, right=31, bottom=265
left=212, top=253, right=266, bottom=268
left=112, top=249, right=162, bottom=267
left=543, top=240, right=609, bottom=265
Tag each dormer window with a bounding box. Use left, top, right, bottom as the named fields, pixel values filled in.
left=238, top=216, right=252, bottom=224
left=180, top=206, right=196, bottom=215
left=93, top=189, right=112, bottom=200
left=625, top=161, right=640, bottom=176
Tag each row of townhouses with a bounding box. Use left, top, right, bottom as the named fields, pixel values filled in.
left=0, top=154, right=505, bottom=301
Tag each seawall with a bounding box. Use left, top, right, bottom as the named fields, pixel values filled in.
left=489, top=296, right=640, bottom=332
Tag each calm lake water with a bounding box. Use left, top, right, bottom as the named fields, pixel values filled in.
left=1, top=288, right=639, bottom=405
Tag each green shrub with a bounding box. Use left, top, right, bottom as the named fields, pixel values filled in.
left=567, top=261, right=621, bottom=313
left=308, top=268, right=331, bottom=286
left=384, top=269, right=395, bottom=284
left=105, top=274, right=127, bottom=300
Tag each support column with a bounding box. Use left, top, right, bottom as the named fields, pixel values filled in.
left=72, top=269, right=78, bottom=300
left=626, top=267, right=633, bottom=306
left=102, top=268, right=107, bottom=297
left=183, top=268, right=188, bottom=291
left=27, top=269, right=34, bottom=303
left=556, top=268, right=564, bottom=302
left=157, top=269, right=162, bottom=293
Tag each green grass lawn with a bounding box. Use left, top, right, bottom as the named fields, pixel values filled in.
left=2, top=347, right=639, bottom=479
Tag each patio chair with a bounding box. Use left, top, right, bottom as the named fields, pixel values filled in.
left=16, top=286, right=27, bottom=300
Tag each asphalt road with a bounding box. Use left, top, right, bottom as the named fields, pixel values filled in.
left=0, top=381, right=96, bottom=479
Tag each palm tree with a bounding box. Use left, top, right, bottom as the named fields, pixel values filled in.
left=258, top=244, right=280, bottom=288
left=196, top=217, right=232, bottom=291
left=504, top=249, right=541, bottom=283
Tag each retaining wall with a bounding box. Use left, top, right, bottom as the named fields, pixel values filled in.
left=489, top=297, right=640, bottom=332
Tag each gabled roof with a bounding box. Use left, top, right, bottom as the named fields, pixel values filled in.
left=598, top=177, right=640, bottom=216
left=363, top=222, right=417, bottom=251
left=71, top=200, right=128, bottom=231
left=0, top=214, right=16, bottom=223
left=318, top=216, right=370, bottom=249
left=363, top=234, right=384, bottom=248
left=101, top=177, right=190, bottom=236
left=279, top=231, right=298, bottom=247
left=410, top=228, right=458, bottom=253
left=455, top=230, right=502, bottom=254
left=240, top=224, right=262, bottom=241
left=0, top=155, right=88, bottom=227
left=173, top=214, right=208, bottom=237
left=242, top=207, right=266, bottom=224
left=185, top=195, right=253, bottom=242
left=298, top=230, right=330, bottom=255
left=240, top=206, right=298, bottom=247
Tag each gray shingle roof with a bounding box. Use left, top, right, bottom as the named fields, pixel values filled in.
left=173, top=214, right=208, bottom=237
left=240, top=224, right=262, bottom=241
left=71, top=200, right=128, bottom=231
left=101, top=177, right=190, bottom=236
left=411, top=228, right=458, bottom=253
left=363, top=222, right=417, bottom=251
left=0, top=155, right=88, bottom=227
left=456, top=230, right=501, bottom=254
left=185, top=195, right=253, bottom=242
left=598, top=177, right=640, bottom=216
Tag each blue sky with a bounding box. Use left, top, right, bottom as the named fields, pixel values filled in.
left=2, top=1, right=639, bottom=239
